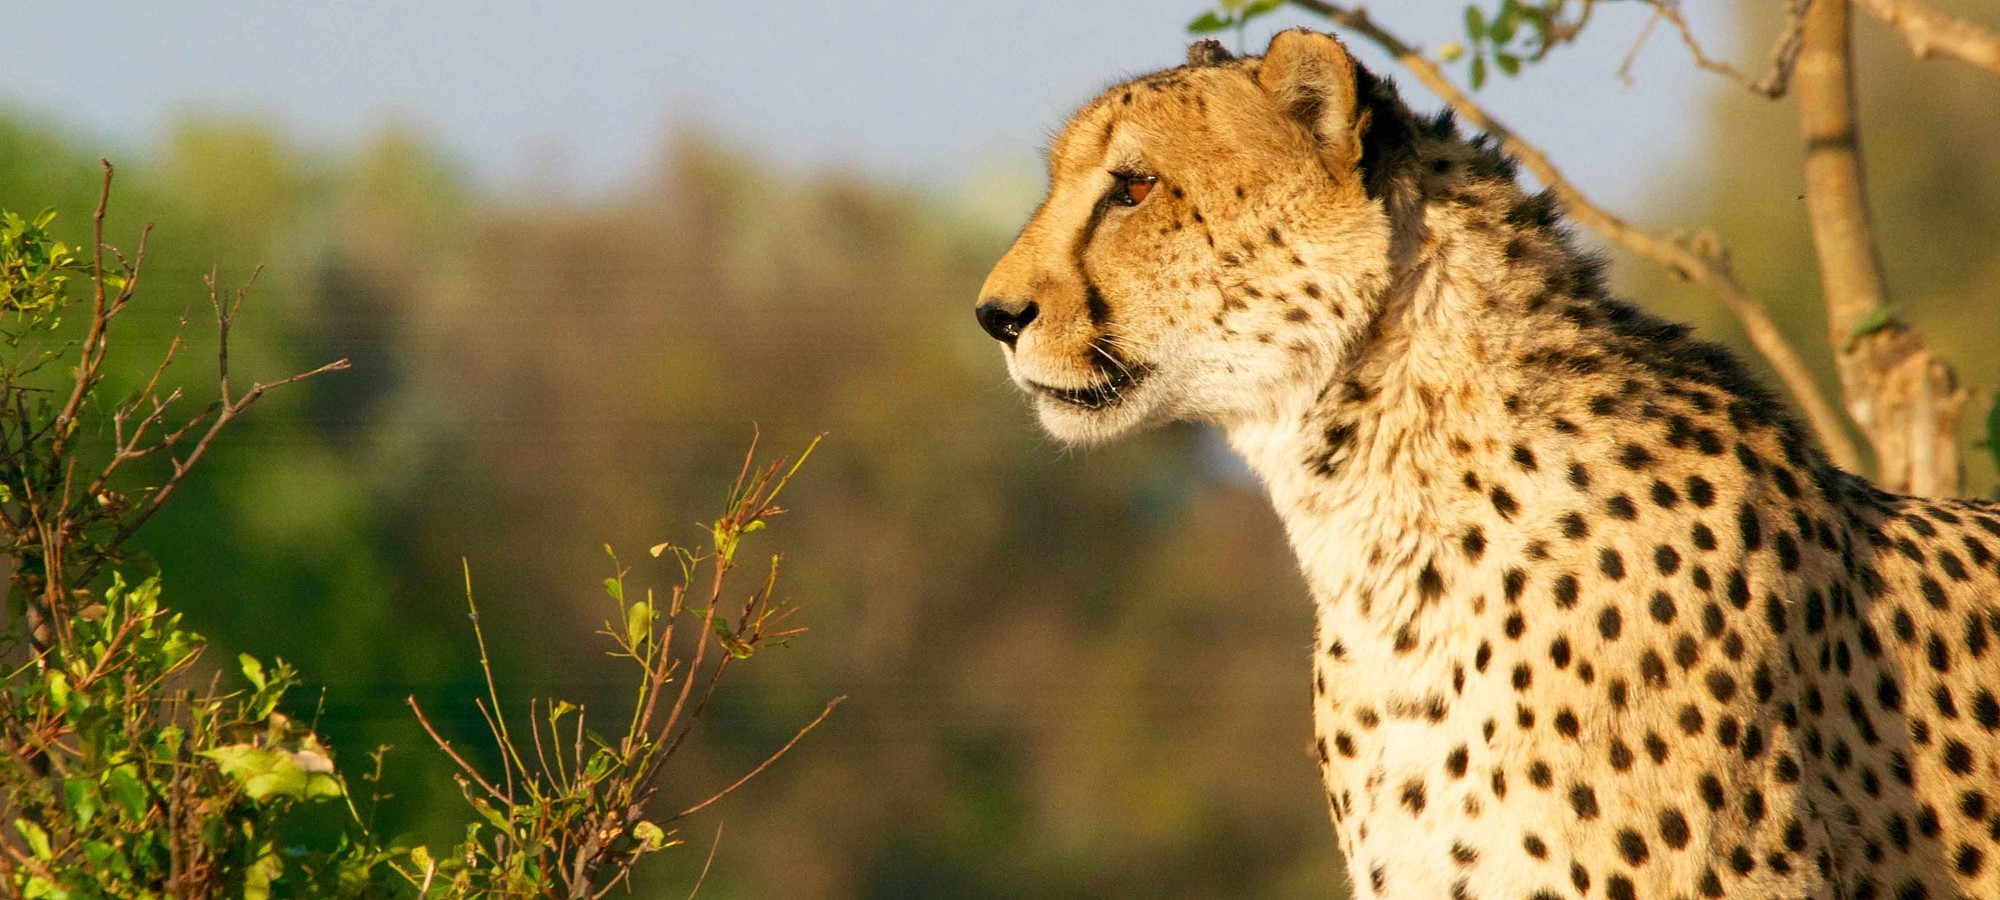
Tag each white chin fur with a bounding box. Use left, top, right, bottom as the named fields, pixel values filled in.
left=1031, top=391, right=1162, bottom=445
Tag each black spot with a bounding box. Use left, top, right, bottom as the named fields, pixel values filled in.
left=1400, top=779, right=1427, bottom=813
left=1490, top=486, right=1519, bottom=520
left=1649, top=591, right=1677, bottom=625
left=1552, top=574, right=1579, bottom=608
left=1419, top=563, right=1446, bottom=603
left=1737, top=502, right=1763, bottom=551
left=1512, top=443, right=1537, bottom=471
left=1599, top=548, right=1626, bottom=581
left=1693, top=523, right=1718, bottom=551
left=1650, top=480, right=1680, bottom=508
left=1699, top=774, right=1725, bottom=810
left=1659, top=808, right=1690, bottom=848
left=1726, top=569, right=1750, bottom=609
left=1618, top=444, right=1655, bottom=470
left=1942, top=739, right=1974, bottom=775
left=1598, top=606, right=1623, bottom=641
left=1568, top=463, right=1591, bottom=490
left=1639, top=650, right=1667, bottom=685
left=1972, top=690, right=1999, bottom=731
left=1569, top=784, right=1600, bottom=819
left=1461, top=526, right=1486, bottom=561
left=1560, top=512, right=1589, bottom=540
left=1686, top=475, right=1716, bottom=508
left=1617, top=829, right=1649, bottom=866
left=1606, top=494, right=1638, bottom=520
left=1920, top=576, right=1949, bottom=611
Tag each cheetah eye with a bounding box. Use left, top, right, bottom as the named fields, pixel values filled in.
left=1111, top=173, right=1158, bottom=207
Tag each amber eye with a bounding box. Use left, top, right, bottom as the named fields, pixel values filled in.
left=1112, top=174, right=1158, bottom=206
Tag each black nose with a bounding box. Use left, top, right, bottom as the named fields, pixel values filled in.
left=976, top=299, right=1038, bottom=346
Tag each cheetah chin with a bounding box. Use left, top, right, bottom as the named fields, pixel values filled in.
left=978, top=27, right=2000, bottom=900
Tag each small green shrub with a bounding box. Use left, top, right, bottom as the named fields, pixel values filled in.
left=0, top=164, right=834, bottom=898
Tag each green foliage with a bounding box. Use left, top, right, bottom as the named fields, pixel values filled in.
left=400, top=436, right=836, bottom=898
left=1447, top=0, right=1580, bottom=88
left=1187, top=0, right=1283, bottom=46
left=0, top=208, right=79, bottom=332
left=0, top=194, right=379, bottom=897
left=1, top=180, right=831, bottom=897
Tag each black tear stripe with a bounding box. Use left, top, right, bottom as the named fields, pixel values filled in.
left=1072, top=179, right=1118, bottom=330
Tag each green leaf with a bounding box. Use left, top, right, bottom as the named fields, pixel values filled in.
left=632, top=820, right=670, bottom=851
left=1850, top=303, right=1899, bottom=338
left=105, top=764, right=148, bottom=817
left=1471, top=53, right=1490, bottom=89
left=626, top=601, right=654, bottom=648
left=240, top=653, right=267, bottom=691
left=64, top=777, right=99, bottom=827
left=13, top=819, right=52, bottom=860
left=1495, top=52, right=1522, bottom=76
left=1244, top=0, right=1283, bottom=18
left=1465, top=5, right=1488, bottom=41
left=603, top=577, right=624, bottom=603
left=202, top=744, right=310, bottom=802
left=1188, top=10, right=1232, bottom=34
left=1437, top=41, right=1468, bottom=62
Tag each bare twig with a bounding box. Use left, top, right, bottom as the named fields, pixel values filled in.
left=1622, top=0, right=1814, bottom=97
left=1289, top=0, right=1865, bottom=473
left=405, top=695, right=511, bottom=805
left=668, top=696, right=843, bottom=822
left=1797, top=0, right=1964, bottom=495
left=1852, top=0, right=2000, bottom=75
left=67, top=270, right=348, bottom=588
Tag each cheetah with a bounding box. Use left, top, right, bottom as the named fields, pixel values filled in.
left=976, top=29, right=2000, bottom=900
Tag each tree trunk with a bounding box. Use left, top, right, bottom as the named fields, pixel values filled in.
left=1796, top=0, right=1965, bottom=496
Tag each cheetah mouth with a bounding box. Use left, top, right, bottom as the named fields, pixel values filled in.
left=1028, top=364, right=1152, bottom=411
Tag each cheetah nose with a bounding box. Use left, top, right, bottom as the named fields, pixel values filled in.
left=976, top=298, right=1038, bottom=346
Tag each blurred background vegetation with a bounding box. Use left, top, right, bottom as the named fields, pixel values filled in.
left=1, top=2, right=1994, bottom=897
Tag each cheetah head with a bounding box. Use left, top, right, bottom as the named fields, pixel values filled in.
left=978, top=30, right=1400, bottom=444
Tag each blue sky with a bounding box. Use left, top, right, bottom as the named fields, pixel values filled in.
left=6, top=1, right=1736, bottom=212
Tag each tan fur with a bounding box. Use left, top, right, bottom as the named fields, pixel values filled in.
left=980, top=29, right=2000, bottom=900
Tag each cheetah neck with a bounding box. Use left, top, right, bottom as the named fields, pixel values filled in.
left=1221, top=172, right=1801, bottom=677
left=1224, top=219, right=1507, bottom=661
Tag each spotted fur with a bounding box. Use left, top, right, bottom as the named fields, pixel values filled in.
left=978, top=28, right=2000, bottom=900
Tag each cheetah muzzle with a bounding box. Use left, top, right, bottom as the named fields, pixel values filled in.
left=978, top=28, right=2000, bottom=900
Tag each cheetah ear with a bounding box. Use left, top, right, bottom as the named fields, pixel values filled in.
left=1257, top=28, right=1370, bottom=174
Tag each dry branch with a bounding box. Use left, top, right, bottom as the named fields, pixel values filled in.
left=1852, top=0, right=2000, bottom=76
left=1289, top=0, right=1865, bottom=473
left=1797, top=0, right=1965, bottom=495
left=1627, top=0, right=1814, bottom=97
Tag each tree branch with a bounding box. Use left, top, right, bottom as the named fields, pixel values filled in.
left=1852, top=0, right=2000, bottom=76
left=1289, top=0, right=1865, bottom=473
left=1797, top=0, right=1964, bottom=495
left=1625, top=0, right=1814, bottom=98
